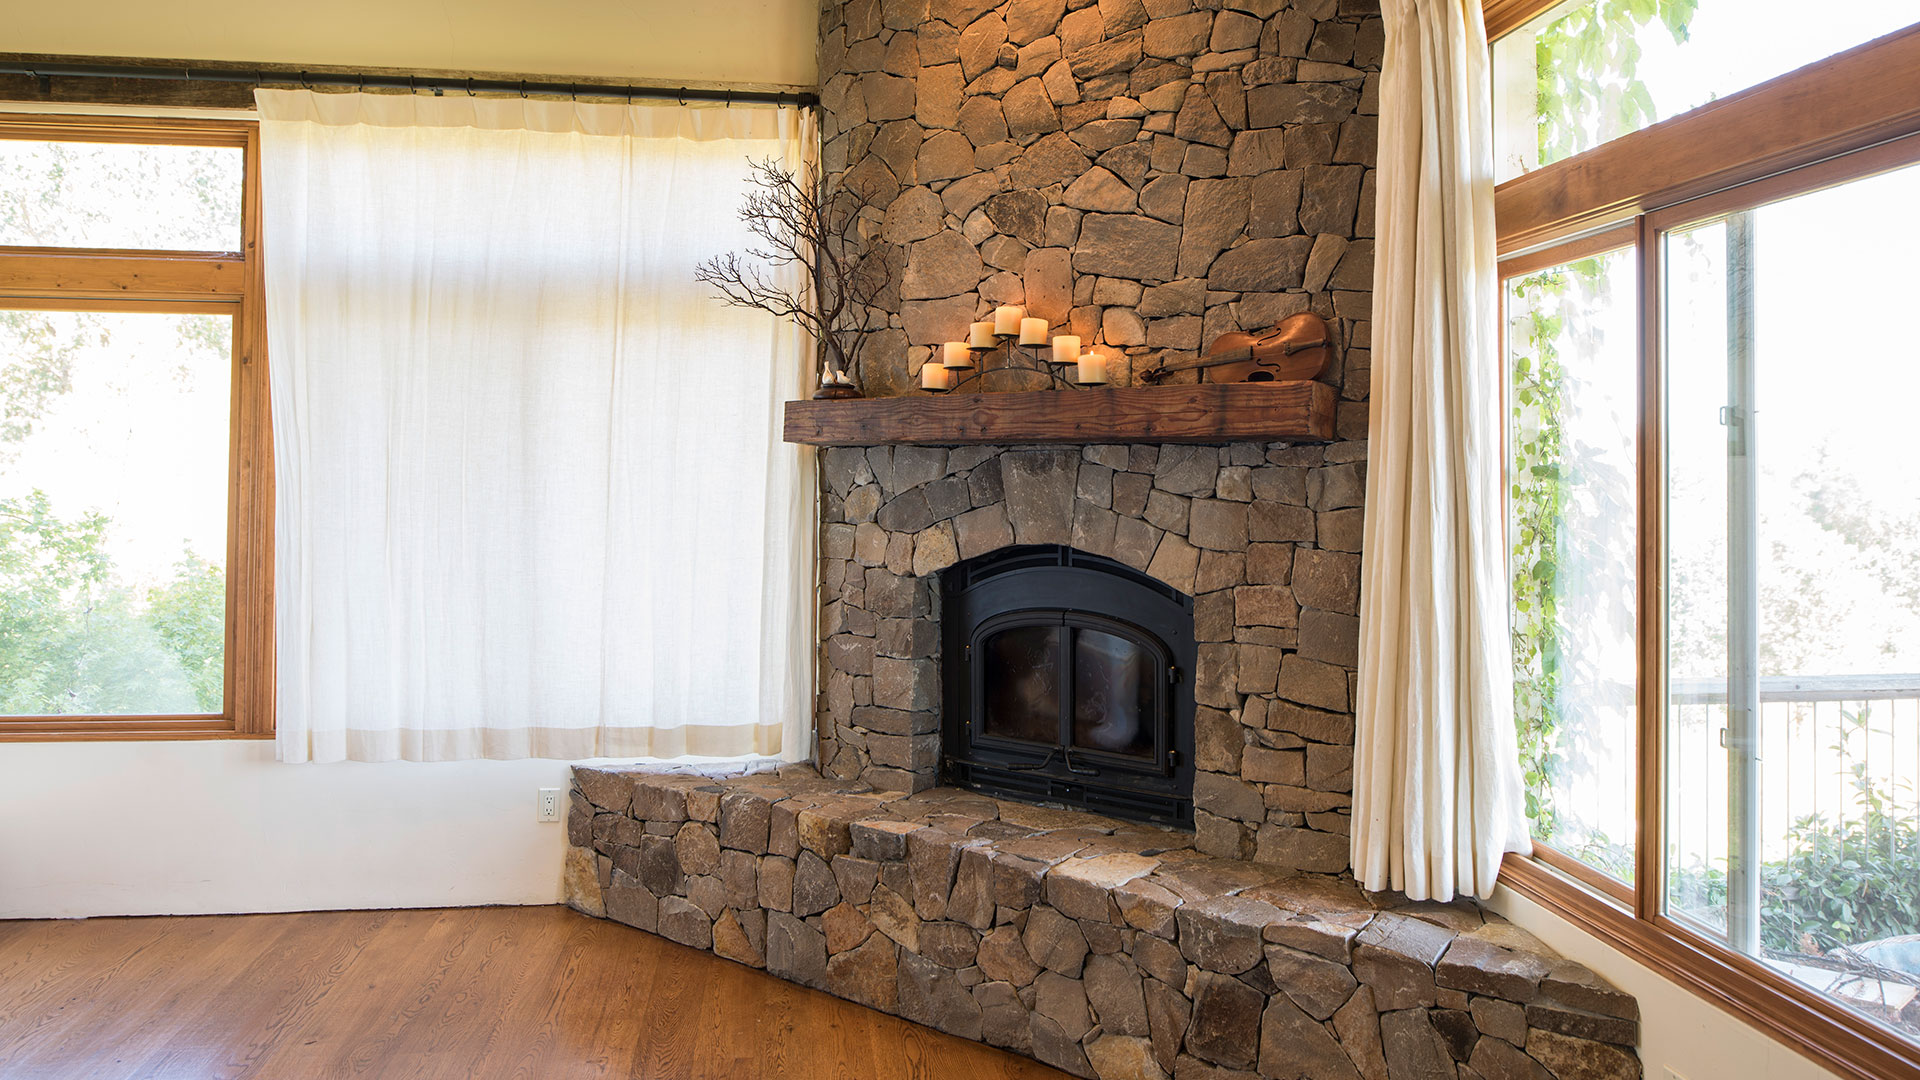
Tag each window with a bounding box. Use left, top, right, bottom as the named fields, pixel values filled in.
left=1490, top=0, right=1918, bottom=181
left=0, top=115, right=271, bottom=740
left=1494, top=5, right=1920, bottom=1079
left=1657, top=157, right=1920, bottom=1006
left=1505, top=233, right=1638, bottom=894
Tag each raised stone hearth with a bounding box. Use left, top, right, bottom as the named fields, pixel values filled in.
left=566, top=762, right=1641, bottom=1080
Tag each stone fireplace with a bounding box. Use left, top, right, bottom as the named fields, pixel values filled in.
left=941, top=543, right=1197, bottom=826
left=560, top=2, right=1646, bottom=1077
left=819, top=439, right=1361, bottom=873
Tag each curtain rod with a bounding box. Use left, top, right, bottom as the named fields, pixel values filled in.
left=0, top=61, right=818, bottom=109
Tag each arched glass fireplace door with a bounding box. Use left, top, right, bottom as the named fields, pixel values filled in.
left=942, top=545, right=1196, bottom=827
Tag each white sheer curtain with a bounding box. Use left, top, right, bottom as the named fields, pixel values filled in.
left=258, top=90, right=814, bottom=763
left=1352, top=0, right=1530, bottom=900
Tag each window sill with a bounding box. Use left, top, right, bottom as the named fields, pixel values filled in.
left=0, top=717, right=271, bottom=742
left=1499, top=853, right=1920, bottom=1080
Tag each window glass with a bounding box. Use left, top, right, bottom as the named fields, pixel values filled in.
left=1663, top=160, right=1920, bottom=1040
left=0, top=139, right=243, bottom=250
left=0, top=309, right=231, bottom=715
left=982, top=625, right=1061, bottom=743
left=1507, top=245, right=1639, bottom=882
left=1072, top=627, right=1155, bottom=758
left=1493, top=2, right=1918, bottom=182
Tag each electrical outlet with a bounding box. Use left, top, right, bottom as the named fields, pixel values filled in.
left=537, top=787, right=562, bottom=822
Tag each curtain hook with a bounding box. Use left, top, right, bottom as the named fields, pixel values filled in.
left=465, top=77, right=474, bottom=97
left=519, top=79, right=528, bottom=99
left=568, top=82, right=577, bottom=102
left=301, top=71, right=312, bottom=91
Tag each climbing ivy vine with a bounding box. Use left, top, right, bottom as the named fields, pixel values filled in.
left=1508, top=0, right=1696, bottom=869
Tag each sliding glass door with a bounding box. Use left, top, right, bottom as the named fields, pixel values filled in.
left=1662, top=158, right=1920, bottom=1032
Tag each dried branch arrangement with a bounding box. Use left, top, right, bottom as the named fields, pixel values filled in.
left=695, top=158, right=886, bottom=394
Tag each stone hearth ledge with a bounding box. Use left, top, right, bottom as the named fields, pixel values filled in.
left=565, top=762, right=1642, bottom=1080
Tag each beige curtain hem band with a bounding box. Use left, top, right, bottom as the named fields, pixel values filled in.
left=303, top=723, right=785, bottom=763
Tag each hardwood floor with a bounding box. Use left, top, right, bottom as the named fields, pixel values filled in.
left=0, top=905, right=1069, bottom=1080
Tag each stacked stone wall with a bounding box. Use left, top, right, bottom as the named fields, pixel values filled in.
left=813, top=0, right=1380, bottom=873
left=820, top=0, right=1380, bottom=402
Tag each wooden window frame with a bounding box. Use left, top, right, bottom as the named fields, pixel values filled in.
left=0, top=113, right=272, bottom=741
left=1492, top=16, right=1920, bottom=1080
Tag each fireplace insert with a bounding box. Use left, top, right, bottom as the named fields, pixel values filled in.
left=940, top=545, right=1195, bottom=827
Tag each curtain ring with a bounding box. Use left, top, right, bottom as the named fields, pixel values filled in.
left=301, top=71, right=312, bottom=91
left=465, top=77, right=474, bottom=97
left=678, top=88, right=686, bottom=106
left=519, top=79, right=528, bottom=99
left=568, top=82, right=577, bottom=102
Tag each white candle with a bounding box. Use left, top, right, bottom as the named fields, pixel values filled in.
left=1077, top=349, right=1109, bottom=385
left=921, top=362, right=951, bottom=391
left=1019, top=317, right=1049, bottom=345
left=969, top=321, right=997, bottom=349
left=1050, top=335, right=1081, bottom=365
left=942, top=341, right=974, bottom=369
left=993, top=305, right=1024, bottom=336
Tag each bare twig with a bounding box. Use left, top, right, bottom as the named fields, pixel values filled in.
left=695, top=159, right=883, bottom=390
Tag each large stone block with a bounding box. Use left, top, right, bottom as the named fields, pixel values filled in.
left=1002, top=448, right=1080, bottom=545
left=1186, top=971, right=1264, bottom=1069
left=1073, top=213, right=1182, bottom=280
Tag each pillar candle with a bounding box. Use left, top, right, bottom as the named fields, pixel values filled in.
left=1077, top=349, right=1108, bottom=385
left=968, top=321, right=997, bottom=348
left=942, top=341, right=974, bottom=369
left=1050, top=335, right=1081, bottom=365
left=1019, top=317, right=1049, bottom=345
left=993, top=305, right=1024, bottom=336
left=921, top=362, right=951, bottom=391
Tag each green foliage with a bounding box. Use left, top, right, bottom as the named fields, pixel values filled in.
left=1508, top=256, right=1635, bottom=860
left=144, top=550, right=227, bottom=713
left=1532, top=0, right=1699, bottom=167
left=1759, top=708, right=1920, bottom=954
left=0, top=492, right=218, bottom=715
left=1508, top=269, right=1576, bottom=836
left=1668, top=708, right=1920, bottom=954
left=1510, top=0, right=1698, bottom=877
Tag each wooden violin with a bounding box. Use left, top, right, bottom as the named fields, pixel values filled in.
left=1139, top=312, right=1332, bottom=385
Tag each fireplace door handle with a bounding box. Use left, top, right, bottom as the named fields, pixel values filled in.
left=1060, top=748, right=1100, bottom=777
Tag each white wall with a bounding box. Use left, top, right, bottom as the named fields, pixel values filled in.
left=1487, top=886, right=1845, bottom=1080
left=0, top=0, right=818, bottom=925
left=7, top=0, right=819, bottom=89
left=0, top=740, right=575, bottom=919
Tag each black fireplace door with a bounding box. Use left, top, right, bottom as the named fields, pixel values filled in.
left=942, top=546, right=1195, bottom=826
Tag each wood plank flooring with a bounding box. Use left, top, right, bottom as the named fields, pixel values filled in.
left=0, top=905, right=1069, bottom=1080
